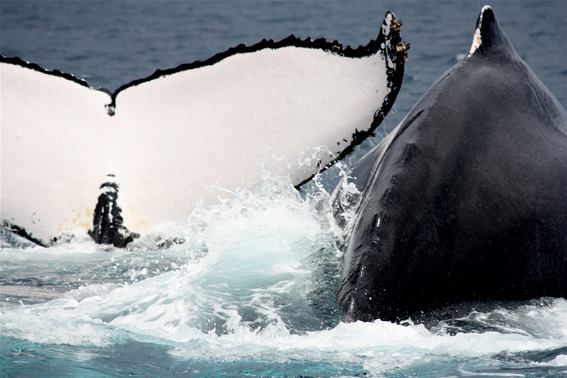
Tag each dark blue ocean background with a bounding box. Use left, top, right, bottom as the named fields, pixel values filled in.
left=1, top=1, right=567, bottom=377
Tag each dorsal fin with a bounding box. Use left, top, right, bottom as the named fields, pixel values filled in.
left=468, top=6, right=516, bottom=57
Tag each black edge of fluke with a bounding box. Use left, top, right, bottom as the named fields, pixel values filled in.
left=295, top=11, right=408, bottom=189
left=1, top=221, right=47, bottom=247
left=0, top=55, right=113, bottom=96
left=110, top=11, right=406, bottom=112
left=0, top=11, right=405, bottom=114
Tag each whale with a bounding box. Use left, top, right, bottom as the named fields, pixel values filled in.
left=333, top=6, right=567, bottom=322
left=0, top=12, right=408, bottom=247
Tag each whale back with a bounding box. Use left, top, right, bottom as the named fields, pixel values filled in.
left=336, top=6, right=567, bottom=322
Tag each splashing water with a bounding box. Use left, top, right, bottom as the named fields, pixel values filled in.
left=1, top=174, right=567, bottom=377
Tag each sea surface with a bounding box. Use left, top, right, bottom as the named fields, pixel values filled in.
left=1, top=1, right=567, bottom=377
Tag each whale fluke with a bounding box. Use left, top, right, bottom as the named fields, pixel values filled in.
left=334, top=6, right=567, bottom=322
left=0, top=12, right=407, bottom=247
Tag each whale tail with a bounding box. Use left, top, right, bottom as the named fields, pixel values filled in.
left=1, top=11, right=407, bottom=247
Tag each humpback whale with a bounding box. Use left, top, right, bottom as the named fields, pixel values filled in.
left=334, top=6, right=567, bottom=322
left=0, top=12, right=407, bottom=247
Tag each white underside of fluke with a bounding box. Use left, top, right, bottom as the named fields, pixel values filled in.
left=1, top=45, right=392, bottom=243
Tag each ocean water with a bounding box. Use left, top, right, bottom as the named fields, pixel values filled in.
left=1, top=1, right=567, bottom=377
left=2, top=175, right=567, bottom=377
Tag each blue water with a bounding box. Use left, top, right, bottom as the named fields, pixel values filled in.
left=1, top=1, right=567, bottom=377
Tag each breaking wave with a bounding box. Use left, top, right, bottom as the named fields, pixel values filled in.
left=2, top=172, right=567, bottom=377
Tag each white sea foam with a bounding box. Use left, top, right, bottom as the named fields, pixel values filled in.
left=1, top=174, right=567, bottom=376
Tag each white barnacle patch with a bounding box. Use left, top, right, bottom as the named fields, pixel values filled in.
left=468, top=5, right=492, bottom=56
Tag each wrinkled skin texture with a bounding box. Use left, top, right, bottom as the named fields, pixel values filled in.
left=334, top=8, right=567, bottom=322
